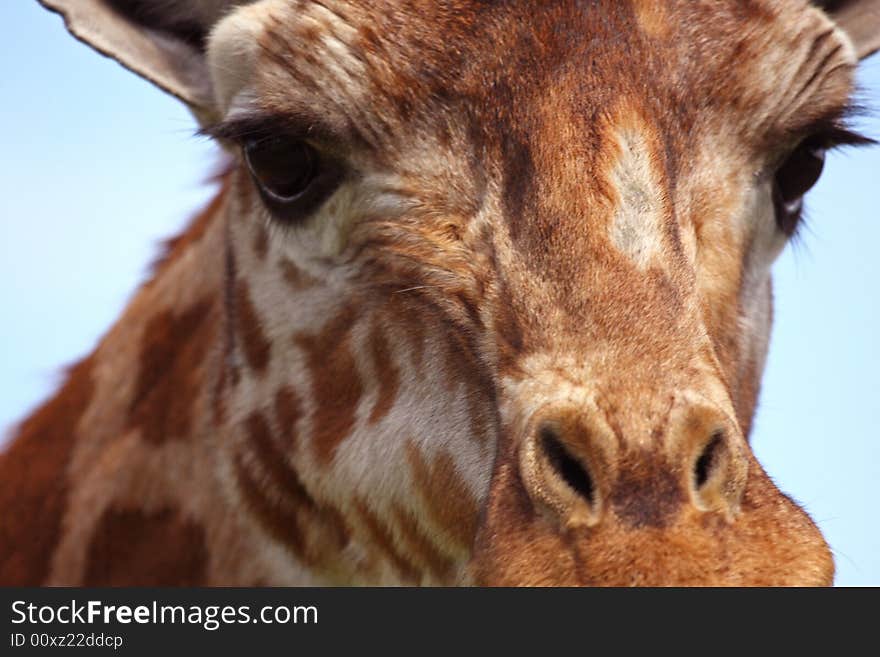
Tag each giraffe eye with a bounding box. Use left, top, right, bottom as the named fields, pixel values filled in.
left=243, top=134, right=343, bottom=222
left=245, top=136, right=318, bottom=200
left=772, top=138, right=826, bottom=236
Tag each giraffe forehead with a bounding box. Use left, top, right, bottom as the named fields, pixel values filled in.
left=209, top=0, right=855, bottom=147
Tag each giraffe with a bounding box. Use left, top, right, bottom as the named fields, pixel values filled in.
left=2, top=0, right=878, bottom=586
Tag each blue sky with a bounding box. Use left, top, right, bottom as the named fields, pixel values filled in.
left=1, top=2, right=877, bottom=585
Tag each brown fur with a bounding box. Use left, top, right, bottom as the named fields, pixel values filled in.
left=405, top=441, right=480, bottom=552
left=128, top=298, right=216, bottom=445
left=235, top=411, right=314, bottom=557
left=366, top=318, right=400, bottom=425
left=390, top=503, right=455, bottom=581
left=294, top=306, right=364, bottom=466
left=355, top=498, right=421, bottom=583
left=0, top=358, right=94, bottom=584
left=233, top=281, right=272, bottom=373
left=281, top=258, right=316, bottom=291
left=84, top=507, right=208, bottom=586
left=273, top=385, right=302, bottom=449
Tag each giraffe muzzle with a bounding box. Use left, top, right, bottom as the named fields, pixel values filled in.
left=518, top=397, right=749, bottom=531
left=469, top=389, right=833, bottom=586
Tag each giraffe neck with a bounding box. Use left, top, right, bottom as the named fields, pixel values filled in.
left=0, top=174, right=254, bottom=585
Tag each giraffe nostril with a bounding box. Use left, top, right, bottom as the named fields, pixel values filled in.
left=539, top=424, right=595, bottom=507
left=688, top=424, right=748, bottom=517
left=693, top=430, right=725, bottom=490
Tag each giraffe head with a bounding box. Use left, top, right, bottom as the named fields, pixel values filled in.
left=43, top=0, right=879, bottom=585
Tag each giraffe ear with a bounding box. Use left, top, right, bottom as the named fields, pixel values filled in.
left=820, top=0, right=880, bottom=59
left=38, top=0, right=248, bottom=121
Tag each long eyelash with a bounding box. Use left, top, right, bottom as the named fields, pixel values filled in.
left=800, top=102, right=876, bottom=149
left=788, top=206, right=811, bottom=250
left=198, top=112, right=345, bottom=149
left=198, top=117, right=287, bottom=143
left=815, top=125, right=875, bottom=149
